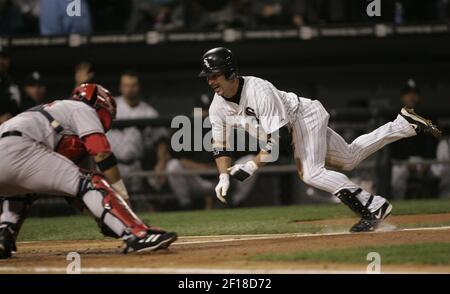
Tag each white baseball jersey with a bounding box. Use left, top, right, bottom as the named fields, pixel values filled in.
left=0, top=100, right=104, bottom=150
left=209, top=76, right=308, bottom=146
left=107, top=97, right=159, bottom=162
left=106, top=97, right=167, bottom=192
left=209, top=75, right=417, bottom=213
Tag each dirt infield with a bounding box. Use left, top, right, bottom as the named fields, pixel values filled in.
left=1, top=213, right=450, bottom=274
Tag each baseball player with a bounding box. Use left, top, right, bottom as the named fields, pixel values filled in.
left=200, top=47, right=441, bottom=232
left=0, top=83, right=177, bottom=259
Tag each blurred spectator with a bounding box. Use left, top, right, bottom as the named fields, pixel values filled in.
left=126, top=0, right=184, bottom=32
left=39, top=0, right=92, bottom=35
left=12, top=0, right=39, bottom=34
left=74, top=61, right=94, bottom=86
left=400, top=0, right=449, bottom=23
left=432, top=136, right=450, bottom=197
left=19, top=71, right=48, bottom=111
left=88, top=0, right=131, bottom=32
left=186, top=0, right=249, bottom=30
left=0, top=47, right=20, bottom=124
left=107, top=71, right=166, bottom=194
left=290, top=0, right=347, bottom=26
left=390, top=79, right=439, bottom=199
left=0, top=0, right=24, bottom=34
left=250, top=0, right=291, bottom=27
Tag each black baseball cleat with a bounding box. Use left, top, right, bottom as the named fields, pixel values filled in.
left=400, top=107, right=442, bottom=138
left=0, top=227, right=17, bottom=259
left=350, top=201, right=393, bottom=233
left=123, top=230, right=178, bottom=254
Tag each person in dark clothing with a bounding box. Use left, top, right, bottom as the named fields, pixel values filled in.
left=19, top=71, right=48, bottom=112
left=390, top=79, right=439, bottom=199
left=0, top=47, right=19, bottom=124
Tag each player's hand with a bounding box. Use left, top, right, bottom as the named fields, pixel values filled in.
left=215, top=173, right=230, bottom=204
left=228, top=160, right=258, bottom=182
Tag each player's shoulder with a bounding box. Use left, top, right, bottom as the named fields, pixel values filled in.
left=242, top=76, right=275, bottom=100
left=53, top=100, right=99, bottom=120
left=50, top=99, right=92, bottom=111
left=209, top=94, right=224, bottom=110
left=243, top=75, right=269, bottom=86
left=209, top=94, right=227, bottom=116
left=243, top=76, right=273, bottom=91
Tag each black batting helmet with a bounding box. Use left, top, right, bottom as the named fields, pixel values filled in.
left=199, top=47, right=238, bottom=80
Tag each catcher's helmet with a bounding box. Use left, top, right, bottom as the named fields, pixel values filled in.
left=199, top=47, right=238, bottom=80
left=71, top=83, right=117, bottom=131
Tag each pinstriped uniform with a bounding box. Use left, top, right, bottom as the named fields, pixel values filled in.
left=209, top=76, right=417, bottom=212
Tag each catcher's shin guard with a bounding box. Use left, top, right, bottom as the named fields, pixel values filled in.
left=77, top=173, right=148, bottom=239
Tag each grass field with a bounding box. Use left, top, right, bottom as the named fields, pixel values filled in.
left=251, top=243, right=450, bottom=265
left=5, top=198, right=449, bottom=273
left=20, top=198, right=450, bottom=241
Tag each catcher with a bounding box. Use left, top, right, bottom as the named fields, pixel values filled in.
left=0, top=83, right=177, bottom=259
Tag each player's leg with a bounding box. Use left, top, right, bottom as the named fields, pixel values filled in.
left=325, top=107, right=441, bottom=171
left=292, top=100, right=391, bottom=232
left=325, top=115, right=416, bottom=171
left=0, top=196, right=34, bottom=259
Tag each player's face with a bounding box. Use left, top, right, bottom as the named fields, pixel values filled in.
left=206, top=73, right=232, bottom=97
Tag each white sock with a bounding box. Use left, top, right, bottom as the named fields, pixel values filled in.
left=354, top=189, right=386, bottom=212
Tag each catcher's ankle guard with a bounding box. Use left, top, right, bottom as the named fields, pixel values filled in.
left=78, top=173, right=148, bottom=238
left=335, top=188, right=373, bottom=218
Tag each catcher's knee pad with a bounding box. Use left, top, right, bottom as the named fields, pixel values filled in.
left=77, top=173, right=148, bottom=239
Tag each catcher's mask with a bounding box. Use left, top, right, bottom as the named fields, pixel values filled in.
left=71, top=83, right=117, bottom=132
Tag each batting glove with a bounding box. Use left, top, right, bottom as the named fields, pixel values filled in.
left=228, top=160, right=258, bottom=182
left=215, top=173, right=230, bottom=204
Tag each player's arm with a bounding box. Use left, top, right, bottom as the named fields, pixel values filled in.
left=228, top=132, right=279, bottom=181
left=212, top=139, right=232, bottom=204
left=82, top=133, right=130, bottom=203
left=229, top=84, right=286, bottom=181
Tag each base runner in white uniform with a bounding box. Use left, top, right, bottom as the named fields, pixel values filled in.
left=200, top=47, right=441, bottom=232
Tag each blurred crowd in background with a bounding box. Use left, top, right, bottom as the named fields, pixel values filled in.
left=1, top=0, right=450, bottom=36
left=1, top=0, right=449, bottom=212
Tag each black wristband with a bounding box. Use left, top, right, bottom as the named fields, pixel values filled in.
left=212, top=148, right=233, bottom=159
left=97, top=153, right=117, bottom=172
left=230, top=169, right=251, bottom=182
